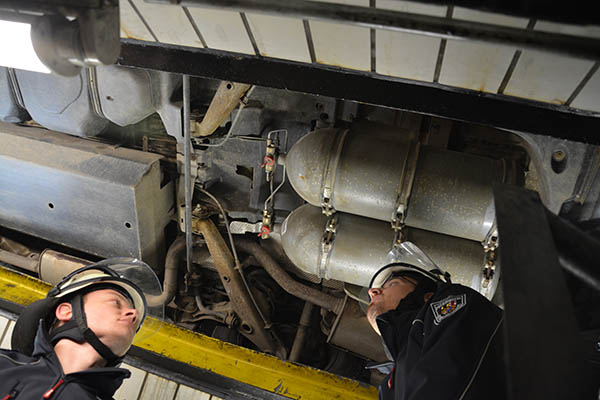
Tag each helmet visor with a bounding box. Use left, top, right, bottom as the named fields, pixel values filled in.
left=370, top=242, right=449, bottom=289
left=94, top=258, right=164, bottom=344
left=386, top=241, right=441, bottom=271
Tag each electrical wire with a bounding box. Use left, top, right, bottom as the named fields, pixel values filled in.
left=197, top=86, right=256, bottom=148
left=198, top=188, right=240, bottom=266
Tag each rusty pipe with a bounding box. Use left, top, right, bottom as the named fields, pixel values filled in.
left=289, top=301, right=314, bottom=363
left=235, top=239, right=345, bottom=314
left=147, top=236, right=186, bottom=307
left=193, top=218, right=286, bottom=357
left=38, top=250, right=90, bottom=284
left=2, top=242, right=181, bottom=308
left=0, top=248, right=39, bottom=272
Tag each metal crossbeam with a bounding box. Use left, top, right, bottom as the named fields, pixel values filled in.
left=119, top=40, right=600, bottom=145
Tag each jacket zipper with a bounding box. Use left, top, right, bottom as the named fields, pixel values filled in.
left=42, top=378, right=65, bottom=399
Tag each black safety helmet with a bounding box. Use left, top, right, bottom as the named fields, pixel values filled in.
left=12, top=258, right=162, bottom=366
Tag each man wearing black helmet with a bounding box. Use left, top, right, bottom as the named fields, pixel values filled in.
left=367, top=242, right=506, bottom=400
left=0, top=258, right=162, bottom=400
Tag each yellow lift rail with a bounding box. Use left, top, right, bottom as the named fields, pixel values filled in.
left=0, top=266, right=377, bottom=400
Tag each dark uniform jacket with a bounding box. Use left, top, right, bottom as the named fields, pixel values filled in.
left=376, top=283, right=506, bottom=400
left=0, top=323, right=130, bottom=400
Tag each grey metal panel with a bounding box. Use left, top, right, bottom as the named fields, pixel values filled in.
left=96, top=65, right=183, bottom=142
left=0, top=123, right=173, bottom=268
left=15, top=69, right=108, bottom=137
left=96, top=65, right=156, bottom=126
left=0, top=68, right=27, bottom=123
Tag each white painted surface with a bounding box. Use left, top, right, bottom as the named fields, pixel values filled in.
left=175, top=385, right=212, bottom=400
left=503, top=20, right=599, bottom=104
left=504, top=54, right=594, bottom=104
left=376, top=0, right=446, bottom=81
left=115, top=364, right=148, bottom=400
left=246, top=14, right=311, bottom=62
left=570, top=68, right=600, bottom=112
left=0, top=320, right=14, bottom=349
left=119, top=0, right=155, bottom=41
left=139, top=373, right=178, bottom=400
left=128, top=1, right=202, bottom=48
left=309, top=0, right=371, bottom=71
left=439, top=8, right=529, bottom=92
left=187, top=8, right=255, bottom=54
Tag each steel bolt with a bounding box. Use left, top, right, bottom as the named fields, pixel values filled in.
left=552, top=150, right=566, bottom=162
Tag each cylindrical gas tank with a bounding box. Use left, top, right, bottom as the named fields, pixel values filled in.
left=281, top=204, right=497, bottom=298
left=285, top=125, right=514, bottom=242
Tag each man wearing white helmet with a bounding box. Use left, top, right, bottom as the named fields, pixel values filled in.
left=0, top=258, right=163, bottom=400
left=367, top=242, right=506, bottom=400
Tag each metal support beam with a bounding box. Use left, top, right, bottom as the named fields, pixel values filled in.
left=146, top=0, right=600, bottom=60
left=493, top=185, right=595, bottom=399
left=119, top=41, right=600, bottom=145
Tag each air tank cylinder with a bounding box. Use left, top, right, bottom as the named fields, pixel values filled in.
left=280, top=204, right=497, bottom=298
left=285, top=125, right=515, bottom=242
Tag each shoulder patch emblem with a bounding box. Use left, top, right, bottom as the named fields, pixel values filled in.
left=430, top=294, right=467, bottom=325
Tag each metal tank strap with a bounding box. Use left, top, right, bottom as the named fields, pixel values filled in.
left=320, top=128, right=349, bottom=216
left=318, top=213, right=338, bottom=279
left=391, top=140, right=421, bottom=247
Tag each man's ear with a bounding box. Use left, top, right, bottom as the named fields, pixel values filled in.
left=423, top=292, right=434, bottom=302
left=55, top=302, right=73, bottom=322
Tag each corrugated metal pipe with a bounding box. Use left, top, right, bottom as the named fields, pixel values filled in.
left=235, top=239, right=345, bottom=314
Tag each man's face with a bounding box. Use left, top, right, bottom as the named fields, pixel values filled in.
left=83, top=289, right=139, bottom=356
left=366, top=276, right=417, bottom=335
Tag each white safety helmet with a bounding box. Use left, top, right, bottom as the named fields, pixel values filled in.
left=13, top=257, right=163, bottom=365
left=369, top=241, right=451, bottom=289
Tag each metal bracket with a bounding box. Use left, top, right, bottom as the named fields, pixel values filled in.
left=391, top=141, right=420, bottom=231
left=320, top=128, right=349, bottom=216
left=318, top=214, right=338, bottom=279
left=481, top=222, right=499, bottom=292
left=229, top=221, right=263, bottom=235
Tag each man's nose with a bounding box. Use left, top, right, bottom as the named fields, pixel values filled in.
left=124, top=307, right=138, bottom=325
left=368, top=287, right=382, bottom=300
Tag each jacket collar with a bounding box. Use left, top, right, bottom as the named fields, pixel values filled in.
left=375, top=290, right=429, bottom=359
left=32, top=321, right=130, bottom=398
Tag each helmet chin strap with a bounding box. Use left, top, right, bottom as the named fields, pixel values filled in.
left=49, top=294, right=121, bottom=366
